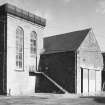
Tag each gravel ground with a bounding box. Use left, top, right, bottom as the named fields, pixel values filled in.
left=0, top=94, right=105, bottom=105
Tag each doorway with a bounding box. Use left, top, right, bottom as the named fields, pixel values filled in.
left=81, top=68, right=100, bottom=95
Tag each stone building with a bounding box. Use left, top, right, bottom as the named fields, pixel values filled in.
left=37, top=29, right=103, bottom=95
left=0, top=3, right=46, bottom=95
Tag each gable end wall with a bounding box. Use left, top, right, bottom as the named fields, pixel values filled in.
left=76, top=30, right=103, bottom=94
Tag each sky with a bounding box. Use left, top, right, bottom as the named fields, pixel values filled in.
left=0, top=0, right=105, bottom=51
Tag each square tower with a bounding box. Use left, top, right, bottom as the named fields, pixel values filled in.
left=0, top=3, right=46, bottom=95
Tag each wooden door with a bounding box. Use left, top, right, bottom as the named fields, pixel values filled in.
left=96, top=70, right=101, bottom=92
left=89, top=70, right=95, bottom=94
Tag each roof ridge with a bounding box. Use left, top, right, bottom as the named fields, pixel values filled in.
left=45, top=28, right=91, bottom=39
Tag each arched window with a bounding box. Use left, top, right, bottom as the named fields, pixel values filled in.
left=30, top=31, right=37, bottom=56
left=16, top=26, right=24, bottom=70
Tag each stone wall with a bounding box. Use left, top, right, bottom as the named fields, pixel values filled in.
left=7, top=13, right=44, bottom=95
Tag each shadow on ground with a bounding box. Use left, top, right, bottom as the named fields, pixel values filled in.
left=94, top=97, right=105, bottom=103
left=80, top=96, right=105, bottom=104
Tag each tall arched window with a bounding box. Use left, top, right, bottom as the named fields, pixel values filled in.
left=30, top=31, right=37, bottom=57
left=16, top=26, right=24, bottom=70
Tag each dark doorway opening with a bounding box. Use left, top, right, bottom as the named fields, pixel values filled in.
left=81, top=68, right=83, bottom=93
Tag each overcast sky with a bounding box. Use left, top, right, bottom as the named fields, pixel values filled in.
left=0, top=0, right=105, bottom=51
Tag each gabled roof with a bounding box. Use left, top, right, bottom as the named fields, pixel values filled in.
left=44, top=28, right=91, bottom=54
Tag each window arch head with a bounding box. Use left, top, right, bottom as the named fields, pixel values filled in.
left=30, top=31, right=37, bottom=56
left=16, top=26, right=24, bottom=70
left=31, top=31, right=37, bottom=40
left=16, top=27, right=24, bottom=38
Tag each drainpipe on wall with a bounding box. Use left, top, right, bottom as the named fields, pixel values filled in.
left=36, top=52, right=37, bottom=72
left=36, top=35, right=38, bottom=72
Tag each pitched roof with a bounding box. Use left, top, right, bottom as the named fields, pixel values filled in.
left=44, top=28, right=91, bottom=54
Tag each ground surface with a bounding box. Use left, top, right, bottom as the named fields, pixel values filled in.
left=0, top=94, right=105, bottom=105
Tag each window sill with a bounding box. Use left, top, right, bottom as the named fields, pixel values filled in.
left=30, top=54, right=36, bottom=58
left=15, top=69, right=24, bottom=72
